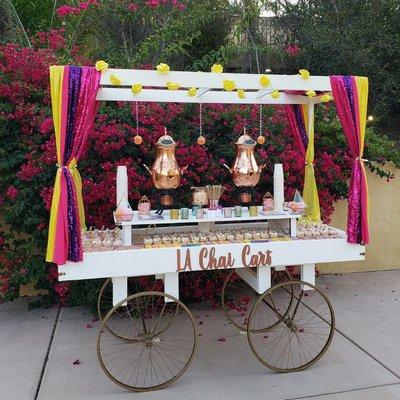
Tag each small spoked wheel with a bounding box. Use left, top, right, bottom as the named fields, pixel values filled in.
left=222, top=269, right=294, bottom=332
left=97, top=291, right=198, bottom=391
left=247, top=281, right=335, bottom=372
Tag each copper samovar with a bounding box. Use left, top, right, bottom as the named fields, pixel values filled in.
left=223, top=128, right=265, bottom=187
left=143, top=128, right=186, bottom=190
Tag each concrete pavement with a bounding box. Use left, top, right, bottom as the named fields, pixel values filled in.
left=1, top=270, right=400, bottom=400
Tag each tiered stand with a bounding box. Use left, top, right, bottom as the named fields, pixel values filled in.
left=57, top=69, right=366, bottom=391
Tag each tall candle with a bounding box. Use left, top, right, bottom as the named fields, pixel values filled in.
left=273, top=164, right=284, bottom=212
left=116, top=166, right=128, bottom=206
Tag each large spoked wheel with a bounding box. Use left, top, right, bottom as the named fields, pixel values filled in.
left=247, top=280, right=335, bottom=373
left=222, top=269, right=294, bottom=332
left=97, top=291, right=198, bottom=391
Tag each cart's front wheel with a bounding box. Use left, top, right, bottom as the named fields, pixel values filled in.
left=97, top=291, right=198, bottom=391
left=247, top=281, right=335, bottom=372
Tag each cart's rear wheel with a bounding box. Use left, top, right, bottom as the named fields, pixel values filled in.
left=247, top=280, right=335, bottom=372
left=221, top=269, right=294, bottom=332
left=97, top=291, right=198, bottom=391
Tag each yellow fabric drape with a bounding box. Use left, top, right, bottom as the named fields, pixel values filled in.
left=68, top=158, right=86, bottom=230
left=302, top=104, right=321, bottom=222
left=45, top=66, right=64, bottom=262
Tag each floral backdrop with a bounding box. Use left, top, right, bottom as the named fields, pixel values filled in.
left=0, top=24, right=398, bottom=310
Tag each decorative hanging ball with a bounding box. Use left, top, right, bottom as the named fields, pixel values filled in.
left=133, top=134, right=143, bottom=145
left=257, top=135, right=266, bottom=145
left=197, top=135, right=206, bottom=145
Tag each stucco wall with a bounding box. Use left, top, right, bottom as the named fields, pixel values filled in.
left=319, top=163, right=400, bottom=274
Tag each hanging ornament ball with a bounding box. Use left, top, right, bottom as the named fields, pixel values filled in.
left=257, top=135, right=266, bottom=145
left=197, top=135, right=206, bottom=145
left=133, top=135, right=143, bottom=145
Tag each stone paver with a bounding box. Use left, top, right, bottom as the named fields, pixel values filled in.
left=319, top=270, right=400, bottom=376
left=0, top=299, right=58, bottom=400
left=37, top=276, right=399, bottom=400
left=3, top=271, right=400, bottom=400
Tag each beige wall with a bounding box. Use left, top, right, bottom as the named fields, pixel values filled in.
left=320, top=163, right=400, bottom=274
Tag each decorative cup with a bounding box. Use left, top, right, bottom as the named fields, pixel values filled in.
left=249, top=206, right=258, bottom=217
left=170, top=209, right=179, bottom=220
left=180, top=207, right=189, bottom=219
left=196, top=208, right=204, bottom=219
left=234, top=205, right=242, bottom=217
left=192, top=204, right=201, bottom=216
left=223, top=207, right=233, bottom=218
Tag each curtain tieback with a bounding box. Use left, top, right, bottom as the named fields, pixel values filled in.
left=305, top=162, right=314, bottom=166
left=355, top=157, right=368, bottom=162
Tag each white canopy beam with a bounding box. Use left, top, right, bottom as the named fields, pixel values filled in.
left=97, top=69, right=333, bottom=105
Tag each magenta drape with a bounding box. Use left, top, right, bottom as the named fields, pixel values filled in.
left=330, top=76, right=369, bottom=244
left=46, top=66, right=100, bottom=265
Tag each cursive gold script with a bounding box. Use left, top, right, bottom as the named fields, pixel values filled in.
left=177, top=245, right=272, bottom=272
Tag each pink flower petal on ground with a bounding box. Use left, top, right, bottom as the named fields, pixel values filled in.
left=91, top=317, right=99, bottom=322
left=73, top=359, right=80, bottom=365
left=199, top=321, right=203, bottom=325
left=263, top=335, right=268, bottom=339
left=86, top=323, right=93, bottom=328
left=218, top=337, right=226, bottom=342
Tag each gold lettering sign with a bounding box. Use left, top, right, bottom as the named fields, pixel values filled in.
left=176, top=244, right=272, bottom=272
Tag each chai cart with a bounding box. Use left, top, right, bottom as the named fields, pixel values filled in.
left=52, top=67, right=368, bottom=391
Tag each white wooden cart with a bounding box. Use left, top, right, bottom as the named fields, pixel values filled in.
left=58, top=69, right=365, bottom=391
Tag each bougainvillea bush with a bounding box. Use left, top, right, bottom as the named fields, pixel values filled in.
left=0, top=31, right=398, bottom=309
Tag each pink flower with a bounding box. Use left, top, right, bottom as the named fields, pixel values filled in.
left=56, top=5, right=80, bottom=17
left=285, top=44, right=300, bottom=57
left=128, top=3, right=138, bottom=12
left=146, top=0, right=160, bottom=8
left=0, top=237, right=5, bottom=247
left=6, top=185, right=18, bottom=200
left=79, top=2, right=89, bottom=10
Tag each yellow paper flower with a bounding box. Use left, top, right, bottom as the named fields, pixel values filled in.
left=211, top=64, right=223, bottom=73
left=131, top=83, right=142, bottom=95
left=187, top=87, right=197, bottom=97
left=223, top=80, right=236, bottom=92
left=259, top=74, right=270, bottom=87
left=109, top=75, right=122, bottom=85
left=237, top=89, right=246, bottom=99
left=166, top=81, right=180, bottom=90
left=299, top=69, right=310, bottom=80
left=306, top=89, right=316, bottom=97
left=95, top=60, right=109, bottom=72
left=321, top=93, right=332, bottom=103
left=271, top=90, right=281, bottom=99
left=156, top=63, right=170, bottom=74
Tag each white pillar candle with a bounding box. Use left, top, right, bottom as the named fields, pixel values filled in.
left=116, top=166, right=128, bottom=207
left=273, top=163, right=284, bottom=212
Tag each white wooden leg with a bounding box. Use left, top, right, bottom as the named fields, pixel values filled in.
left=300, top=263, right=315, bottom=288
left=161, top=272, right=179, bottom=302
left=236, top=266, right=271, bottom=294
left=112, top=277, right=127, bottom=306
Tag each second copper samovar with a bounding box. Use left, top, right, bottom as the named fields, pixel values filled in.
left=143, top=129, right=186, bottom=190
left=223, top=128, right=265, bottom=187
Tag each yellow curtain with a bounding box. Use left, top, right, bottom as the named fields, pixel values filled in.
left=302, top=104, right=321, bottom=222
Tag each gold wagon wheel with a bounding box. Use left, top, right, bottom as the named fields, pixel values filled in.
left=247, top=280, right=335, bottom=373
left=221, top=269, right=294, bottom=332
left=97, top=291, right=198, bottom=391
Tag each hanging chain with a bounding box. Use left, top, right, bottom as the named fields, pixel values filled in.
left=135, top=102, right=139, bottom=135
left=199, top=103, right=203, bottom=136
left=259, top=104, right=263, bottom=136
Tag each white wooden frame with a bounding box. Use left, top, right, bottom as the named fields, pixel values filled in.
left=59, top=68, right=366, bottom=306
left=97, top=69, right=331, bottom=105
